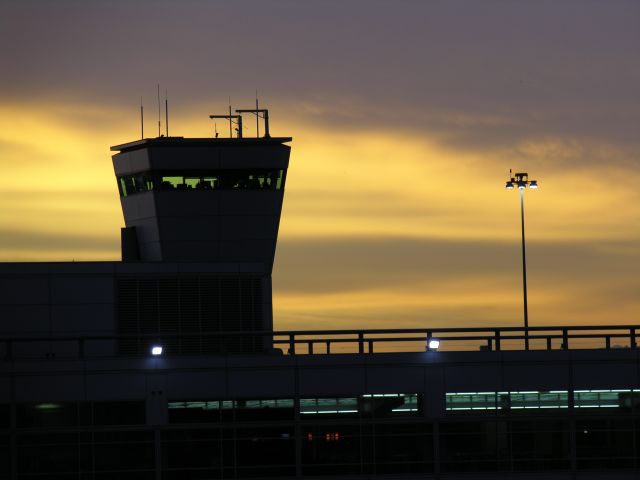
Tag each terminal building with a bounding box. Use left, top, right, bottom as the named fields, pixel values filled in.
left=0, top=110, right=639, bottom=479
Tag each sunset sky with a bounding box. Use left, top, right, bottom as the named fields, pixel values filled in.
left=0, top=1, right=638, bottom=332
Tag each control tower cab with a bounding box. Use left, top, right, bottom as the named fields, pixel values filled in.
left=112, top=109, right=290, bottom=269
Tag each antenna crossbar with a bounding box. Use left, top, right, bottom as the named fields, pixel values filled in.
left=235, top=108, right=270, bottom=138
left=209, top=114, right=243, bottom=138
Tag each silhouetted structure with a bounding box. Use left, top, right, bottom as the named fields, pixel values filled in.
left=0, top=110, right=637, bottom=479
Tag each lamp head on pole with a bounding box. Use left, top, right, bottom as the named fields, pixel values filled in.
left=505, top=171, right=539, bottom=191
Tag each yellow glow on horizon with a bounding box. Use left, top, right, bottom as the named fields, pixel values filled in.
left=0, top=101, right=638, bottom=329
left=1, top=101, right=639, bottom=253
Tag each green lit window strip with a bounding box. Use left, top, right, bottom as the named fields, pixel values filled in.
left=447, top=389, right=640, bottom=411
left=300, top=393, right=420, bottom=415
left=169, top=394, right=419, bottom=416
left=361, top=393, right=420, bottom=413
left=446, top=391, right=569, bottom=411
left=574, top=389, right=634, bottom=409
left=168, top=399, right=294, bottom=411
left=300, top=398, right=359, bottom=415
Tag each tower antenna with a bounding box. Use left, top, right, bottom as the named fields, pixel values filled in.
left=228, top=97, right=233, bottom=137
left=255, top=90, right=260, bottom=138
left=165, top=89, right=169, bottom=137
left=140, top=96, right=144, bottom=139
left=157, top=84, right=161, bottom=137
left=236, top=104, right=270, bottom=138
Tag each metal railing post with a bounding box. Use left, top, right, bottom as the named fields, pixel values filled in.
left=289, top=334, right=295, bottom=355
left=358, top=333, right=364, bottom=354
left=562, top=329, right=569, bottom=350
left=631, top=328, right=636, bottom=349
left=494, top=330, right=501, bottom=351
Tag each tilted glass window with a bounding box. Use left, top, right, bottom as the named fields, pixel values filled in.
left=117, top=169, right=285, bottom=196
left=118, top=172, right=154, bottom=197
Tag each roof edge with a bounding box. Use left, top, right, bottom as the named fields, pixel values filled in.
left=111, top=137, right=293, bottom=152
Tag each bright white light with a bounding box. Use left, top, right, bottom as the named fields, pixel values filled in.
left=529, top=180, right=538, bottom=189
left=428, top=339, right=440, bottom=350
left=151, top=345, right=163, bottom=356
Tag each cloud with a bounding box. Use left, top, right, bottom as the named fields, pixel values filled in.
left=272, top=236, right=640, bottom=331
left=0, top=228, right=118, bottom=261
left=1, top=1, right=638, bottom=156
left=274, top=236, right=640, bottom=294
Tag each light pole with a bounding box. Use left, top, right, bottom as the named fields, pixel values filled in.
left=505, top=170, right=538, bottom=350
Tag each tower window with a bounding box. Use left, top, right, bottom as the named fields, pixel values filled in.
left=117, top=170, right=285, bottom=196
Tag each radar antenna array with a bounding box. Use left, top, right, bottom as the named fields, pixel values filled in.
left=209, top=95, right=272, bottom=139
left=235, top=104, right=270, bottom=138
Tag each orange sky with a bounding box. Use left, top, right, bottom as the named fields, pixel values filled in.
left=0, top=2, right=638, bottom=332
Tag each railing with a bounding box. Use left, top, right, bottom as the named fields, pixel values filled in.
left=0, top=325, right=639, bottom=360
left=274, top=325, right=640, bottom=354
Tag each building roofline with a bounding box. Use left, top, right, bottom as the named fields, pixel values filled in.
left=111, top=136, right=293, bottom=152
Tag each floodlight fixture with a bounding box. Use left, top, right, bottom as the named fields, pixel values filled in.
left=427, top=339, right=440, bottom=350
left=151, top=345, right=163, bottom=356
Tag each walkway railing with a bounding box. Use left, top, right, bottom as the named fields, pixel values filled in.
left=0, top=325, right=639, bottom=360
left=274, top=325, right=640, bottom=354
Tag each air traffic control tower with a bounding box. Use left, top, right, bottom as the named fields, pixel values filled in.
left=111, top=109, right=291, bottom=355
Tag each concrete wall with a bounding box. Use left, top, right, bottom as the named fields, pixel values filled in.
left=0, top=349, right=638, bottom=419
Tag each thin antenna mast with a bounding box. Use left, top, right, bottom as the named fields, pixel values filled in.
left=140, top=96, right=144, bottom=139
left=157, top=84, right=161, bottom=137
left=228, top=97, right=233, bottom=137
left=209, top=112, right=242, bottom=139
left=255, top=90, right=260, bottom=138
left=165, top=89, right=169, bottom=137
